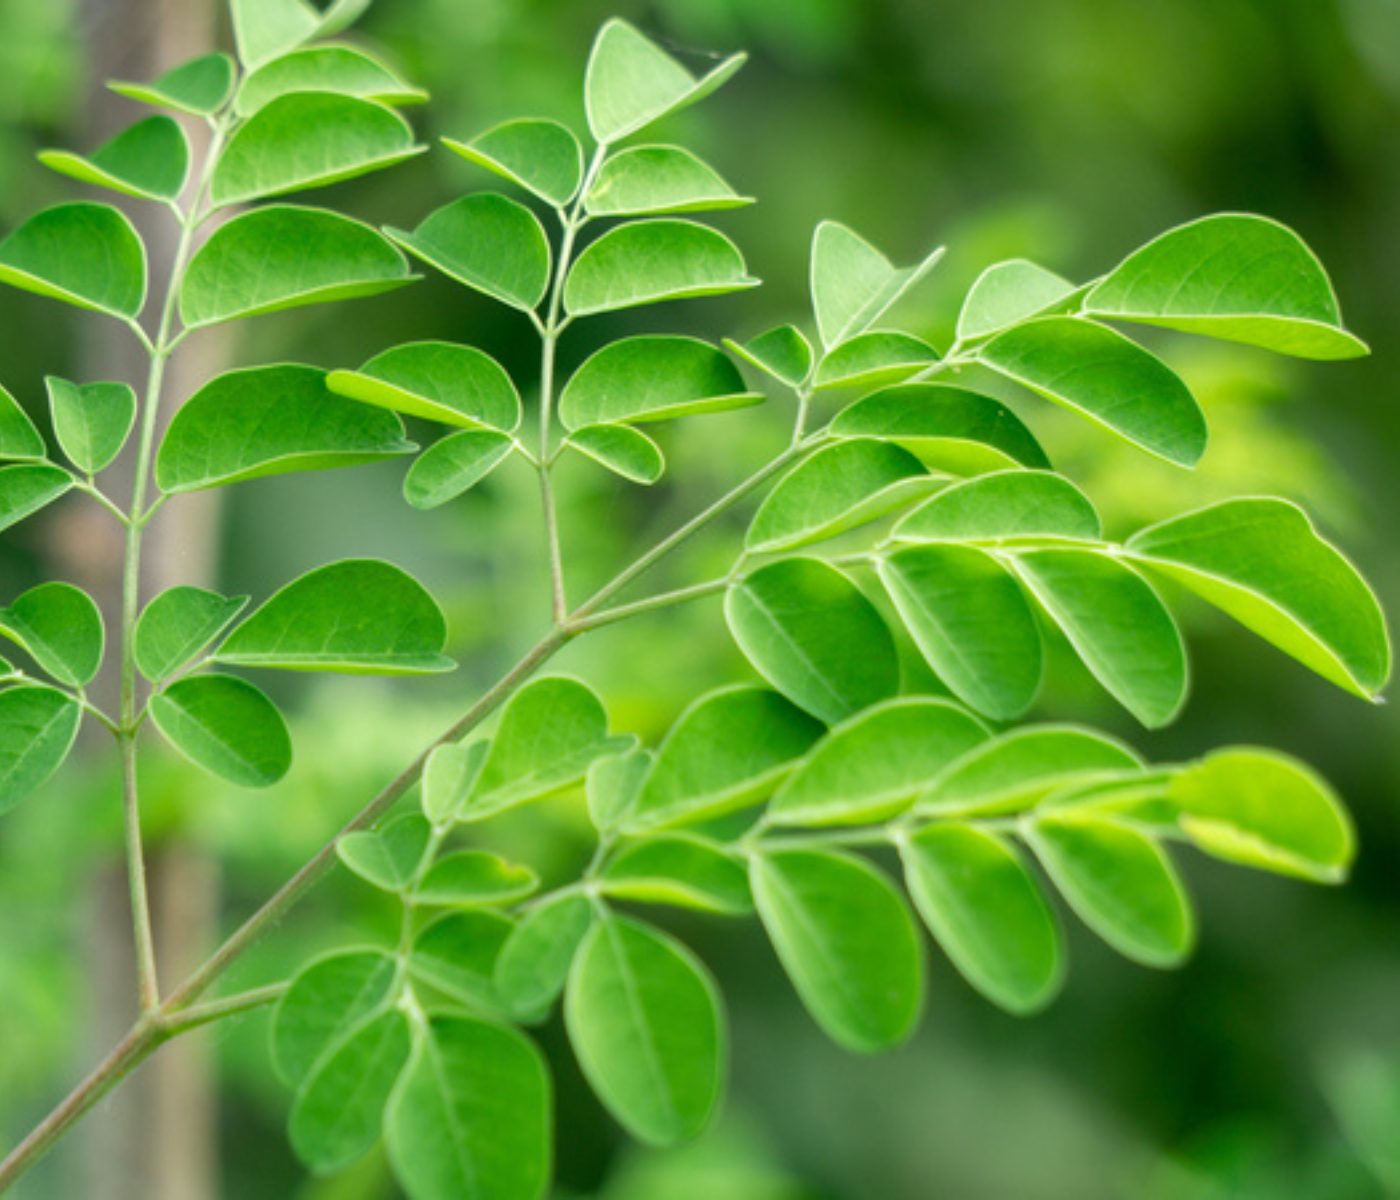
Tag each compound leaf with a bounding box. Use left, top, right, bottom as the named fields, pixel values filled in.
left=566, top=425, right=664, bottom=485
left=39, top=116, right=190, bottom=202
left=956, top=258, right=1076, bottom=342
left=272, top=947, right=398, bottom=1085
left=109, top=52, right=236, bottom=116
left=893, top=469, right=1100, bottom=545
left=809, top=220, right=942, bottom=348
left=444, top=119, right=583, bottom=207
left=0, top=203, right=146, bottom=320
left=404, top=430, right=513, bottom=510
left=0, top=582, right=104, bottom=687
left=149, top=673, right=292, bottom=787
left=586, top=145, right=751, bottom=216
left=0, top=685, right=82, bottom=815
left=45, top=377, right=136, bottom=475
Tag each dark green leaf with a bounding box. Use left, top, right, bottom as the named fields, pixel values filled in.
left=600, top=834, right=752, bottom=914
left=134, top=586, right=248, bottom=682
left=39, top=116, right=190, bottom=202
left=586, top=145, right=751, bottom=216
left=813, top=331, right=938, bottom=392
left=0, top=581, right=104, bottom=686
left=337, top=813, right=431, bottom=891
left=566, top=424, right=664, bottom=485
left=416, top=851, right=540, bottom=906
left=329, top=341, right=521, bottom=432
left=45, top=377, right=136, bottom=475
left=237, top=46, right=427, bottom=116
left=409, top=910, right=514, bottom=1010
left=956, top=258, right=1076, bottom=342
left=404, top=430, right=514, bottom=510
left=893, top=469, right=1100, bottom=544
left=494, top=893, right=593, bottom=1022
left=0, top=464, right=74, bottom=533
left=0, top=685, right=82, bottom=815
left=0, top=384, right=45, bottom=461
left=723, top=325, right=812, bottom=387
left=149, top=673, right=292, bottom=787
left=809, top=220, right=942, bottom=348
left=108, top=52, right=236, bottom=116
left=272, top=948, right=398, bottom=1084
left=444, top=119, right=583, bottom=207
left=0, top=203, right=146, bottom=320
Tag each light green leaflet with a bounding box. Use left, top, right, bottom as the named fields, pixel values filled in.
left=409, top=911, right=514, bottom=1011
left=0, top=582, right=104, bottom=687
left=0, top=384, right=45, bottom=460
left=108, top=52, right=236, bottom=116
left=0, top=685, right=82, bottom=815
left=215, top=559, right=453, bottom=675
left=421, top=740, right=489, bottom=826
left=39, top=116, right=190, bottom=202
left=329, top=340, right=522, bottom=432
left=155, top=364, right=415, bottom=493
left=809, top=220, right=943, bottom=348
left=417, top=851, right=540, bottom=906
left=272, top=947, right=398, bottom=1084
left=494, top=893, right=593, bottom=1022
left=956, top=258, right=1076, bottom=342
left=625, top=686, right=825, bottom=832
left=404, top=430, right=514, bottom=510
left=180, top=206, right=415, bottom=328
left=893, top=470, right=1100, bottom=544
left=584, top=17, right=746, bottom=145
left=900, top=823, right=1065, bottom=1014
left=387, top=193, right=551, bottom=313
left=599, top=834, right=752, bottom=915
left=563, top=219, right=759, bottom=316
left=444, top=119, right=583, bottom=207
left=585, top=145, right=752, bottom=216
left=1085, top=213, right=1368, bottom=360
left=0, top=202, right=146, bottom=320
left=750, top=848, right=924, bottom=1053
left=1126, top=497, right=1390, bottom=700
left=586, top=746, right=651, bottom=833
left=210, top=92, right=425, bottom=207
left=45, top=378, right=136, bottom=475
left=979, top=317, right=1207, bottom=466
left=134, top=587, right=249, bottom=682
left=723, top=325, right=813, bottom=387
left=0, top=465, right=74, bottom=534
left=812, top=331, right=939, bottom=392
left=559, top=335, right=761, bottom=429
left=230, top=0, right=370, bottom=69
left=149, top=674, right=292, bottom=788
left=237, top=46, right=427, bottom=116
left=336, top=813, right=430, bottom=891
left=566, top=425, right=665, bottom=485
left=769, top=697, right=989, bottom=827
left=724, top=557, right=899, bottom=724
left=566, top=914, right=725, bottom=1146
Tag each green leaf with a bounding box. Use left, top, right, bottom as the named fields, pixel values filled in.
left=386, top=193, right=550, bottom=313
left=566, top=424, right=664, bottom=485
left=149, top=673, right=291, bottom=787
left=290, top=1009, right=411, bottom=1174
left=417, top=851, right=540, bottom=907
left=722, top=325, right=812, bottom=388
left=746, top=438, right=931, bottom=553
left=812, top=331, right=938, bottom=392
left=409, top=910, right=515, bottom=1010
left=0, top=464, right=73, bottom=533
left=44, top=377, right=136, bottom=475
left=180, top=206, right=414, bottom=329
left=444, top=119, right=583, bottom=207
left=893, top=469, right=1100, bottom=545
left=1171, top=748, right=1355, bottom=883
left=750, top=848, right=923, bottom=1053
left=625, top=686, right=824, bottom=832
left=336, top=813, right=430, bottom=891
left=329, top=341, right=522, bottom=432
left=563, top=219, right=759, bottom=317
left=566, top=913, right=724, bottom=1146
left=155, top=364, right=414, bottom=493
left=769, top=697, right=987, bottom=827
left=0, top=203, right=146, bottom=320
left=230, top=0, right=371, bottom=68
left=829, top=384, right=1050, bottom=476
left=600, top=834, right=752, bottom=914
left=0, top=685, right=82, bottom=815
left=0, top=384, right=45, bottom=461
left=211, top=93, right=423, bottom=207
left=586, top=145, right=751, bottom=216
left=922, top=724, right=1144, bottom=817
left=901, top=823, right=1064, bottom=1014
left=586, top=747, right=651, bottom=833
left=1126, top=497, right=1390, bottom=699
left=979, top=317, right=1206, bottom=466
left=494, top=893, right=593, bottom=1022
left=385, top=1015, right=551, bottom=1200
left=725, top=557, right=898, bottom=724
left=272, top=947, right=397, bottom=1085
left=560, top=335, right=760, bottom=430
left=421, top=740, right=489, bottom=826
left=879, top=544, right=1042, bottom=720
left=237, top=46, right=427, bottom=116
left=0, top=582, right=104, bottom=686
left=404, top=430, right=513, bottom=510
left=1027, top=812, right=1194, bottom=968
left=584, top=17, right=745, bottom=144
left=809, top=221, right=943, bottom=348
left=1013, top=548, right=1187, bottom=728
left=134, top=586, right=248, bottom=683
left=39, top=116, right=190, bottom=202
left=216, top=559, right=452, bottom=675
left=1085, top=213, right=1368, bottom=360
left=108, top=53, right=235, bottom=116
left=956, top=258, right=1076, bottom=342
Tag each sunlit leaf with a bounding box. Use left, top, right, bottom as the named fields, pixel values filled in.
left=586, top=746, right=651, bottom=833
left=586, top=145, right=751, bottom=216
left=421, top=740, right=488, bottom=826
left=0, top=203, right=146, bottom=320
left=892, top=470, right=1100, bottom=545
left=329, top=341, right=522, bottom=432
left=956, top=258, right=1076, bottom=342
left=404, top=429, right=514, bottom=510
left=723, top=325, right=812, bottom=387
left=417, top=851, right=540, bottom=906
left=237, top=46, right=427, bottom=116
left=444, top=119, right=583, bottom=207
left=813, top=331, right=938, bottom=392
left=39, top=116, right=190, bottom=202
left=0, top=685, right=82, bottom=815
left=600, top=834, right=752, bottom=914
left=230, top=0, right=372, bottom=69
left=0, top=581, right=104, bottom=686
left=149, top=673, right=292, bottom=787
left=134, top=587, right=248, bottom=683
left=809, top=221, right=943, bottom=348
left=108, top=52, right=236, bottom=116
left=567, top=424, right=664, bottom=484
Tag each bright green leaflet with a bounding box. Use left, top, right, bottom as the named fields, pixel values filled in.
left=559, top=335, right=761, bottom=429
left=444, top=119, right=583, bottom=207
left=108, top=52, right=236, bottom=116
left=180, top=205, right=415, bottom=328
left=879, top=544, right=1043, bottom=721
left=133, top=586, right=249, bottom=683
left=585, top=145, right=752, bottom=216
left=404, top=430, right=514, bottom=510
left=272, top=948, right=398, bottom=1084
left=750, top=848, right=924, bottom=1054
left=148, top=673, right=292, bottom=788
left=421, top=740, right=489, bottom=826
left=724, top=557, right=899, bottom=724
left=417, top=851, right=540, bottom=906
left=599, top=835, right=752, bottom=915
left=494, top=893, right=593, bottom=1023
left=979, top=317, right=1207, bottom=466
left=1028, top=813, right=1195, bottom=968
left=229, top=0, right=368, bottom=68
left=237, top=46, right=427, bottom=116
left=1013, top=548, right=1187, bottom=729
left=0, top=685, right=82, bottom=815
left=1085, top=213, right=1368, bottom=360
left=566, top=913, right=725, bottom=1147
left=386, top=193, right=551, bottom=313
left=586, top=747, right=652, bottom=833
left=155, top=364, right=415, bottom=493
left=563, top=219, right=759, bottom=316
left=0, top=202, right=146, bottom=320
left=0, top=465, right=74, bottom=533
left=625, top=686, right=824, bottom=832
left=0, top=582, right=104, bottom=687
left=769, top=697, right=988, bottom=827
left=45, top=378, right=136, bottom=475
left=566, top=425, right=664, bottom=485
left=893, top=469, right=1100, bottom=544
left=901, top=823, right=1064, bottom=1014
left=812, top=331, right=939, bottom=392
left=809, top=220, right=943, bottom=348
left=329, top=341, right=522, bottom=432
left=1126, top=497, right=1390, bottom=699
left=336, top=813, right=431, bottom=891
left=956, top=258, right=1075, bottom=342
left=39, top=116, right=190, bottom=203
left=723, top=325, right=813, bottom=388
left=408, top=911, right=514, bottom=1011
left=0, top=384, right=45, bottom=460
left=215, top=559, right=453, bottom=675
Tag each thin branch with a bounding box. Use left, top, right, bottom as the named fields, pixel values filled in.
left=157, top=983, right=287, bottom=1038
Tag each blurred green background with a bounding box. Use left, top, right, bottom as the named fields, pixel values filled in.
left=1, top=0, right=1398, bottom=1196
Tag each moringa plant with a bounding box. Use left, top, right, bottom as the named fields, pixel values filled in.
left=0, top=5, right=1390, bottom=1198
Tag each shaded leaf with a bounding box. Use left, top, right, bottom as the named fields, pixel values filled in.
left=810, top=221, right=942, bottom=348
left=0, top=384, right=45, bottom=461
left=813, top=331, right=938, bottom=392
left=134, top=587, right=249, bottom=682
left=444, top=118, right=583, bottom=207
left=0, top=464, right=74, bottom=533
left=956, top=258, right=1076, bottom=342
left=404, top=430, right=513, bottom=510
left=494, top=893, right=593, bottom=1022
left=336, top=813, right=431, bottom=891
left=39, top=116, right=190, bottom=202
left=149, top=673, right=292, bottom=787
left=237, top=46, right=427, bottom=116
left=409, top=910, right=515, bottom=1010
left=600, top=834, right=752, bottom=914
left=566, top=424, right=664, bottom=485
left=586, top=747, right=651, bottom=833
left=0, top=202, right=146, bottom=320
left=329, top=341, right=521, bottom=432
left=108, top=52, right=236, bottom=116
left=417, top=851, right=540, bottom=907
left=272, top=948, right=397, bottom=1085
left=45, top=377, right=136, bottom=475
left=0, top=685, right=82, bottom=815
left=0, top=581, right=104, bottom=686
left=723, top=325, right=812, bottom=387
left=586, top=145, right=751, bottom=216
left=893, top=469, right=1100, bottom=544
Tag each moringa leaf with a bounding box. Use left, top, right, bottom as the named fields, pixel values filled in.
left=723, top=325, right=812, bottom=388
left=0, top=384, right=45, bottom=461
left=237, top=46, right=427, bottom=116
left=272, top=947, right=398, bottom=1085
left=229, top=0, right=372, bottom=69
left=0, top=464, right=74, bottom=533
left=586, top=145, right=751, bottom=216
left=408, top=910, right=514, bottom=1011
left=329, top=341, right=522, bottom=432
left=416, top=851, right=540, bottom=907
left=420, top=740, right=489, bottom=827
left=0, top=203, right=146, bottom=320
left=444, top=119, right=583, bottom=207
left=494, top=893, right=593, bottom=1022
left=809, top=221, right=943, bottom=348
left=566, top=424, right=664, bottom=485
left=0, top=581, right=104, bottom=687
left=813, top=331, right=939, bottom=392
left=149, top=673, right=292, bottom=787
left=403, top=430, right=514, bottom=510
left=39, top=116, right=190, bottom=202
left=336, top=813, right=431, bottom=891
left=956, top=258, right=1076, bottom=342
left=892, top=469, right=1100, bottom=545
left=0, top=685, right=82, bottom=815
left=586, top=747, right=652, bottom=833
left=600, top=834, right=752, bottom=915
left=108, top=52, right=236, bottom=116
left=134, top=587, right=249, bottom=683
left=45, top=377, right=136, bottom=475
